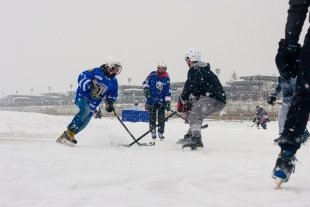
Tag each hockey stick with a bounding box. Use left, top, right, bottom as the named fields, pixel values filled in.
left=167, top=108, right=208, bottom=129
left=112, top=110, right=154, bottom=146
left=123, top=111, right=177, bottom=147
left=248, top=123, right=257, bottom=127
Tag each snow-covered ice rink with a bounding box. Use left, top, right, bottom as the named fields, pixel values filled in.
left=1, top=111, right=310, bottom=207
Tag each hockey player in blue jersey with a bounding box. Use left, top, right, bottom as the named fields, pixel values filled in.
left=143, top=61, right=171, bottom=140
left=57, top=57, right=122, bottom=146
left=267, top=76, right=309, bottom=144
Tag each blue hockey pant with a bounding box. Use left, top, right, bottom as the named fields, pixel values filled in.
left=67, top=97, right=94, bottom=134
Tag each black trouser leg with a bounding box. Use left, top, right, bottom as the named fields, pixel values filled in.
left=157, top=105, right=165, bottom=133
left=280, top=28, right=310, bottom=153
left=149, top=105, right=157, bottom=132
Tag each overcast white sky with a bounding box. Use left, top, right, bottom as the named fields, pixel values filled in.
left=0, top=0, right=309, bottom=95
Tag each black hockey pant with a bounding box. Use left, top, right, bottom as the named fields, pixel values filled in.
left=280, top=28, right=310, bottom=153
left=148, top=103, right=166, bottom=134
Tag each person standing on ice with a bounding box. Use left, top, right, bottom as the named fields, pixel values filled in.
left=129, top=100, right=140, bottom=111
left=57, top=57, right=122, bottom=146
left=267, top=76, right=309, bottom=143
left=177, top=49, right=226, bottom=150
left=142, top=61, right=171, bottom=140
left=271, top=0, right=310, bottom=187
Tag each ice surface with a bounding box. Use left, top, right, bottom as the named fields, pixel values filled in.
left=0, top=111, right=310, bottom=207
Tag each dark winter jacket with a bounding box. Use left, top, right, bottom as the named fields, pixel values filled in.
left=180, top=61, right=226, bottom=103
left=285, top=0, right=310, bottom=44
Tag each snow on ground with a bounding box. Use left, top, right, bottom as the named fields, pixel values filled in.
left=0, top=111, right=310, bottom=207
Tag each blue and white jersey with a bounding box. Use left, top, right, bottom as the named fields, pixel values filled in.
left=76, top=66, right=118, bottom=111
left=143, top=71, right=171, bottom=105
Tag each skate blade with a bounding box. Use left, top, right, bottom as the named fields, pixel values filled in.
left=182, top=147, right=192, bottom=152
left=274, top=178, right=283, bottom=189
left=182, top=146, right=204, bottom=151
left=56, top=138, right=76, bottom=147
left=195, top=147, right=204, bottom=151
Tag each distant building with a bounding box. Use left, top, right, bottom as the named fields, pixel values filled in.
left=0, top=75, right=278, bottom=107
left=0, top=92, right=75, bottom=107
left=225, top=75, right=277, bottom=101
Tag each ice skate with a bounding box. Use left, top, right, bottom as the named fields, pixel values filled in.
left=176, top=133, right=191, bottom=144
left=151, top=130, right=156, bottom=139
left=272, top=150, right=296, bottom=188
left=158, top=133, right=165, bottom=141
left=56, top=130, right=77, bottom=146
left=182, top=136, right=204, bottom=151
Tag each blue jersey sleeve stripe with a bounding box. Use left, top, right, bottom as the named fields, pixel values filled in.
left=81, top=79, right=91, bottom=91
left=78, top=77, right=86, bottom=88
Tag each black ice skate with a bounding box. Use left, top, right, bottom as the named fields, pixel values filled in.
left=182, top=136, right=204, bottom=151
left=272, top=150, right=296, bottom=188
left=176, top=133, right=191, bottom=144
left=151, top=130, right=156, bottom=139
left=56, top=130, right=77, bottom=146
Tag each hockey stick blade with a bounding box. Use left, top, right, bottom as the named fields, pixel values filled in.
left=111, top=141, right=155, bottom=147
left=274, top=178, right=283, bottom=189
left=127, top=111, right=177, bottom=147
left=201, top=124, right=208, bottom=129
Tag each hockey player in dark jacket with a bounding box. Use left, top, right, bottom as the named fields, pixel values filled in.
left=272, top=0, right=310, bottom=187
left=177, top=49, right=226, bottom=150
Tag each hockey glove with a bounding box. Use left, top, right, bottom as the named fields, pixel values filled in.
left=105, top=99, right=114, bottom=113
left=267, top=95, right=276, bottom=105
left=184, top=100, right=194, bottom=112
left=143, top=88, right=150, bottom=98
left=177, top=100, right=185, bottom=112
left=275, top=39, right=301, bottom=80
left=165, top=101, right=171, bottom=111
left=90, top=82, right=103, bottom=99
left=94, top=108, right=102, bottom=119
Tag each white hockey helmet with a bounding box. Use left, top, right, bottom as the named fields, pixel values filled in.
left=105, top=56, right=122, bottom=75
left=185, top=48, right=201, bottom=62
left=157, top=61, right=167, bottom=69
